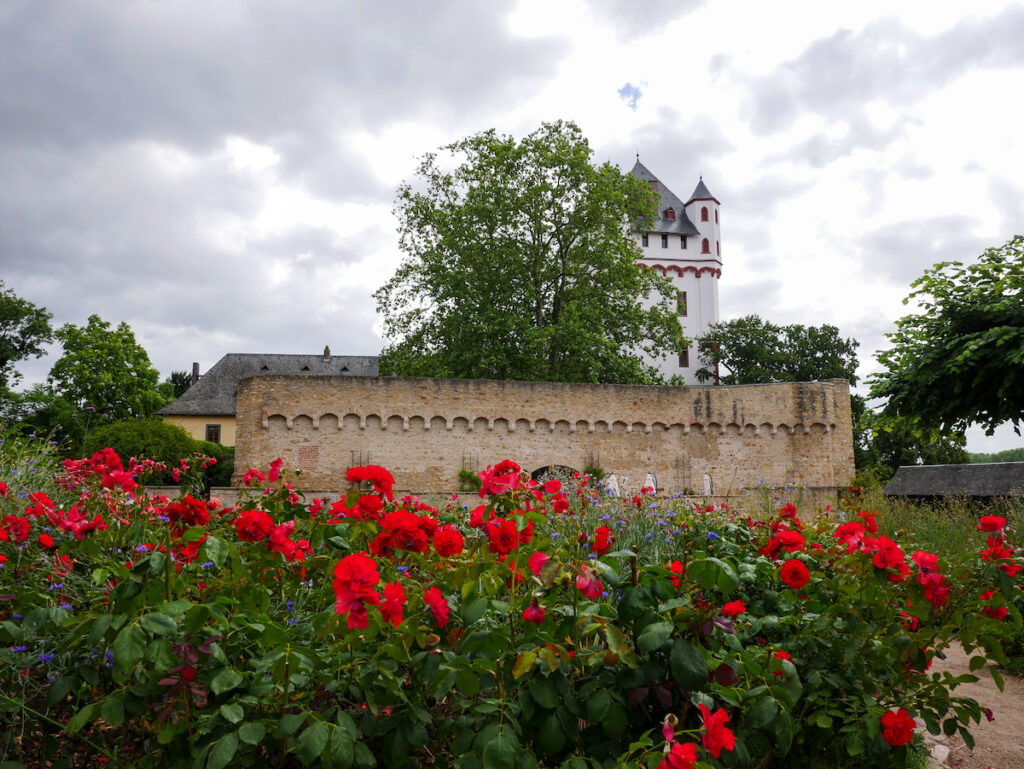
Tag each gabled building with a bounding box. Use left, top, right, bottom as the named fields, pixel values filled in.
left=158, top=349, right=379, bottom=446
left=630, top=160, right=722, bottom=384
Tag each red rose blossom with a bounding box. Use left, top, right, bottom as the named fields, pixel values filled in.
left=657, top=741, right=697, bottom=769
left=779, top=559, right=810, bottom=590
left=699, top=704, right=736, bottom=758
left=880, top=708, right=915, bottom=746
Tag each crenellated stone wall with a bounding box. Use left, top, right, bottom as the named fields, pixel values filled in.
left=232, top=376, right=855, bottom=503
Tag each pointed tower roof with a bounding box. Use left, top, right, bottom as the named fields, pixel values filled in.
left=686, top=177, right=720, bottom=205
left=628, top=160, right=700, bottom=235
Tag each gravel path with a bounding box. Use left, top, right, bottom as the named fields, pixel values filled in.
left=925, top=644, right=1024, bottom=769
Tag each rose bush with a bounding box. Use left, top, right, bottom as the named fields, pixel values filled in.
left=0, top=438, right=1021, bottom=768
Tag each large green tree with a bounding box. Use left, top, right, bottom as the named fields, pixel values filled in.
left=48, top=314, right=164, bottom=420
left=0, top=280, right=54, bottom=390
left=374, top=121, right=684, bottom=384
left=694, top=315, right=859, bottom=385
left=870, top=235, right=1024, bottom=434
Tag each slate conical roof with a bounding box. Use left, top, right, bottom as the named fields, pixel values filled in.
left=628, top=160, right=700, bottom=236
left=686, top=177, right=720, bottom=205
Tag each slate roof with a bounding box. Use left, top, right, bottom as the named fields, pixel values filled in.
left=686, top=177, right=720, bottom=205
left=883, top=462, right=1024, bottom=498
left=629, top=160, right=701, bottom=236
left=158, top=353, right=380, bottom=416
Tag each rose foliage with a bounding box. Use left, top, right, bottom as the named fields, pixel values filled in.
left=1, top=443, right=1022, bottom=769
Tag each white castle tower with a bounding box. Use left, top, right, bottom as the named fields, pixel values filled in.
left=630, top=159, right=721, bottom=385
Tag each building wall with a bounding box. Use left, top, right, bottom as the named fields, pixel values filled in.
left=233, top=376, right=854, bottom=499
left=161, top=415, right=237, bottom=446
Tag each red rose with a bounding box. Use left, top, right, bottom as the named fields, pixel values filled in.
left=381, top=582, right=406, bottom=628
left=592, top=525, right=614, bottom=555
left=39, top=533, right=55, bottom=549
left=433, top=525, right=464, bottom=558
left=978, top=515, right=1006, bottom=532
left=720, top=600, right=746, bottom=617
left=235, top=509, right=274, bottom=542
left=657, top=741, right=697, bottom=769
left=522, top=599, right=546, bottom=625
left=423, top=586, right=450, bottom=628
left=699, top=704, right=736, bottom=758
left=528, top=552, right=551, bottom=576
left=880, top=708, right=915, bottom=746
left=779, top=559, right=810, bottom=590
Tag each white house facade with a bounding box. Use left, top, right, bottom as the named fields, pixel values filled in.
left=630, top=159, right=721, bottom=385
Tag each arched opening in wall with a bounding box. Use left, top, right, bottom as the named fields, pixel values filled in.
left=267, top=414, right=288, bottom=433
left=452, top=416, right=470, bottom=433
left=409, top=415, right=427, bottom=431
left=342, top=413, right=361, bottom=431
left=701, top=238, right=710, bottom=254
left=531, top=465, right=578, bottom=482
left=386, top=415, right=404, bottom=432
left=429, top=416, right=447, bottom=431
left=319, top=414, right=339, bottom=432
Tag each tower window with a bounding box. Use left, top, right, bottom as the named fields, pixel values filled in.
left=680, top=236, right=687, bottom=249
left=715, top=209, right=719, bottom=224
left=641, top=233, right=649, bottom=247
left=716, top=240, right=720, bottom=255
left=701, top=206, right=709, bottom=222
left=677, top=291, right=687, bottom=317
left=678, top=348, right=689, bottom=368
left=661, top=234, right=668, bottom=248
left=701, top=238, right=710, bottom=254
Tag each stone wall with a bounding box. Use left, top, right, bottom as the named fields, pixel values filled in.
left=232, top=376, right=855, bottom=501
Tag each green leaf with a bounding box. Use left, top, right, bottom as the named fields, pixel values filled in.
left=279, top=712, right=306, bottom=737
left=669, top=639, right=707, bottom=690
left=775, top=708, right=793, bottom=752
left=140, top=612, right=177, bottom=636
left=745, top=696, right=777, bottom=730
left=529, top=676, right=559, bottom=710
left=200, top=536, right=229, bottom=571
left=297, top=720, right=330, bottom=765
left=537, top=713, right=566, bottom=755
left=456, top=669, right=481, bottom=697
left=637, top=621, right=673, bottom=652
left=100, top=696, right=125, bottom=727
left=220, top=703, right=244, bottom=724
left=66, top=703, right=99, bottom=734
left=210, top=668, right=244, bottom=695
left=482, top=729, right=517, bottom=769
left=239, top=722, right=266, bottom=745
left=206, top=733, right=239, bottom=769
left=989, top=665, right=1005, bottom=692
left=462, top=597, right=489, bottom=626
left=585, top=689, right=612, bottom=722
left=112, top=624, right=145, bottom=675
left=512, top=650, right=537, bottom=680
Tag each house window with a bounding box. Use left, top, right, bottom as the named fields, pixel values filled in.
left=661, top=234, right=668, bottom=248
left=701, top=206, right=709, bottom=222
left=680, top=236, right=687, bottom=249
left=205, top=424, right=222, bottom=444
left=641, top=233, right=649, bottom=247
left=677, top=291, right=687, bottom=317
left=678, top=348, right=689, bottom=368
left=701, top=238, right=710, bottom=254
left=666, top=208, right=675, bottom=220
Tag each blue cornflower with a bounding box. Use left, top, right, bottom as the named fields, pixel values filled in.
left=135, top=545, right=150, bottom=552
left=708, top=532, right=718, bottom=541
left=157, top=515, right=170, bottom=522
left=396, top=566, right=409, bottom=572
left=285, top=601, right=296, bottom=612
left=59, top=603, right=72, bottom=610
left=286, top=618, right=299, bottom=626
left=12, top=646, right=28, bottom=653
left=38, top=653, right=55, bottom=664
left=201, top=561, right=214, bottom=569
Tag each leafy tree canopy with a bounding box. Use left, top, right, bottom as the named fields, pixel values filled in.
left=854, top=409, right=968, bottom=483
left=0, top=280, right=54, bottom=390
left=870, top=235, right=1024, bottom=435
left=49, top=314, right=164, bottom=421
left=694, top=315, right=859, bottom=385
left=374, top=120, right=684, bottom=384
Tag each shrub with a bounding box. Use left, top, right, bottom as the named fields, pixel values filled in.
left=0, top=446, right=1021, bottom=768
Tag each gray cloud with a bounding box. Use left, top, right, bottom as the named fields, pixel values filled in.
left=857, top=217, right=991, bottom=284
left=587, top=1, right=705, bottom=41
left=735, top=7, right=1024, bottom=136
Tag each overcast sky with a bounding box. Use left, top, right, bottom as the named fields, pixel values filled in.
left=2, top=0, right=1022, bottom=452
